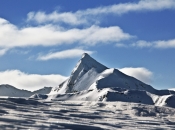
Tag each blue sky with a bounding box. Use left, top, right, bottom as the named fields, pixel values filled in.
left=0, top=0, right=175, bottom=91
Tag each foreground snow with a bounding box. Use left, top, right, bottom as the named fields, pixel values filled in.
left=0, top=97, right=175, bottom=129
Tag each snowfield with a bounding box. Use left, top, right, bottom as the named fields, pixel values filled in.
left=0, top=98, right=175, bottom=130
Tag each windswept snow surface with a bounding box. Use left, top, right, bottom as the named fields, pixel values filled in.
left=0, top=98, right=175, bottom=129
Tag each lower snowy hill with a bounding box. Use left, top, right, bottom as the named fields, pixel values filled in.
left=0, top=84, right=52, bottom=97
left=33, top=87, right=52, bottom=95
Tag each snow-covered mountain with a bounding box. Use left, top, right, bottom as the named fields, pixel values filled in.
left=50, top=53, right=174, bottom=95
left=42, top=53, right=175, bottom=108
left=0, top=84, right=52, bottom=97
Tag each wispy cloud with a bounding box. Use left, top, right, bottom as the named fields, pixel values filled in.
left=119, top=67, right=153, bottom=84
left=27, top=0, right=175, bottom=25
left=37, top=48, right=94, bottom=61
left=27, top=11, right=86, bottom=25
left=114, top=39, right=175, bottom=49
left=132, top=39, right=175, bottom=49
left=0, top=70, right=67, bottom=91
left=83, top=0, right=175, bottom=15
left=0, top=18, right=132, bottom=49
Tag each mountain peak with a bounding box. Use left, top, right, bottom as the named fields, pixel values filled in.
left=80, top=53, right=97, bottom=65
left=78, top=53, right=107, bottom=73
left=81, top=53, right=90, bottom=59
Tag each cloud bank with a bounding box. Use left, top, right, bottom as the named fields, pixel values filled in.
left=0, top=18, right=132, bottom=49
left=0, top=70, right=67, bottom=91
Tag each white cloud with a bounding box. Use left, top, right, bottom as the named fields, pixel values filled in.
left=132, top=39, right=175, bottom=49
left=27, top=0, right=175, bottom=25
left=84, top=0, right=175, bottom=15
left=0, top=18, right=132, bottom=49
left=132, top=40, right=152, bottom=48
left=154, top=39, right=175, bottom=48
left=119, top=67, right=153, bottom=83
left=2, top=0, right=174, bottom=51
left=0, top=70, right=67, bottom=91
left=0, top=48, right=8, bottom=56
left=27, top=11, right=86, bottom=25
left=37, top=48, right=94, bottom=61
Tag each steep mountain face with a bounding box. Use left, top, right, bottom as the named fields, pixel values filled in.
left=50, top=53, right=157, bottom=95
left=0, top=84, right=52, bottom=97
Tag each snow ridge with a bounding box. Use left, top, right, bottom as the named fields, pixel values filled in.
left=0, top=84, right=52, bottom=97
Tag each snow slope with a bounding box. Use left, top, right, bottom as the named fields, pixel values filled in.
left=32, top=87, right=175, bottom=108
left=0, top=84, right=52, bottom=97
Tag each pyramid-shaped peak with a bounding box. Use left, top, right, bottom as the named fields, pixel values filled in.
left=71, top=53, right=107, bottom=74
left=80, top=53, right=95, bottom=62
left=79, top=53, right=107, bottom=71
left=81, top=53, right=90, bottom=58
